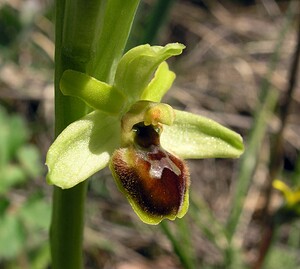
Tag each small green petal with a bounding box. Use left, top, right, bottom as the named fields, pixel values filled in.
left=161, top=110, right=244, bottom=159
left=46, top=111, right=120, bottom=189
left=114, top=43, right=185, bottom=103
left=60, top=70, right=125, bottom=115
left=141, top=62, right=176, bottom=102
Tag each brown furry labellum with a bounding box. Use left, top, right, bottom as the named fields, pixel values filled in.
left=110, top=124, right=190, bottom=222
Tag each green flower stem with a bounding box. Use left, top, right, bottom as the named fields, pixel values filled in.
left=51, top=1, right=139, bottom=268
left=51, top=1, right=98, bottom=268
left=51, top=183, right=87, bottom=269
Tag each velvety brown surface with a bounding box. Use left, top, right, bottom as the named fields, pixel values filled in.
left=112, top=123, right=189, bottom=217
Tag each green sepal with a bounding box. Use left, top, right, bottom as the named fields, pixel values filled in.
left=161, top=110, right=244, bottom=159
left=141, top=62, right=176, bottom=102
left=60, top=70, right=125, bottom=115
left=46, top=111, right=120, bottom=189
left=114, top=43, right=185, bottom=103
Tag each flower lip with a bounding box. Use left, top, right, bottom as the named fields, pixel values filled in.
left=110, top=144, right=190, bottom=223
left=110, top=117, right=190, bottom=224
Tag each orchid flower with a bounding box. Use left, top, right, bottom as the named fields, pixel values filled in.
left=46, top=43, right=244, bottom=224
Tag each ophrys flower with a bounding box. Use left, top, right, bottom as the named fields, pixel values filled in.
left=46, top=43, right=244, bottom=224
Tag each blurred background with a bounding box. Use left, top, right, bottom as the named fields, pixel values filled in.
left=0, top=0, right=300, bottom=268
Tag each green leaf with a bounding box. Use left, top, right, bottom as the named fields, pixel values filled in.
left=0, top=214, right=25, bottom=259
left=17, top=145, right=42, bottom=178
left=0, top=198, right=9, bottom=216
left=161, top=110, right=244, bottom=159
left=141, top=61, right=176, bottom=102
left=20, top=197, right=51, bottom=230
left=0, top=165, right=27, bottom=194
left=87, top=0, right=140, bottom=83
left=46, top=111, right=120, bottom=189
left=0, top=107, right=29, bottom=167
left=114, top=43, right=185, bottom=103
left=7, top=114, right=29, bottom=159
left=60, top=70, right=126, bottom=115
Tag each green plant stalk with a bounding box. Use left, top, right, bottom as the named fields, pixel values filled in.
left=224, top=68, right=279, bottom=266
left=51, top=1, right=139, bottom=268
left=174, top=217, right=197, bottom=269
left=51, top=1, right=102, bottom=268
left=253, top=4, right=300, bottom=269
left=190, top=196, right=228, bottom=252
left=224, top=3, right=297, bottom=267
left=259, top=1, right=300, bottom=219
left=160, top=221, right=196, bottom=269
left=226, top=1, right=295, bottom=240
